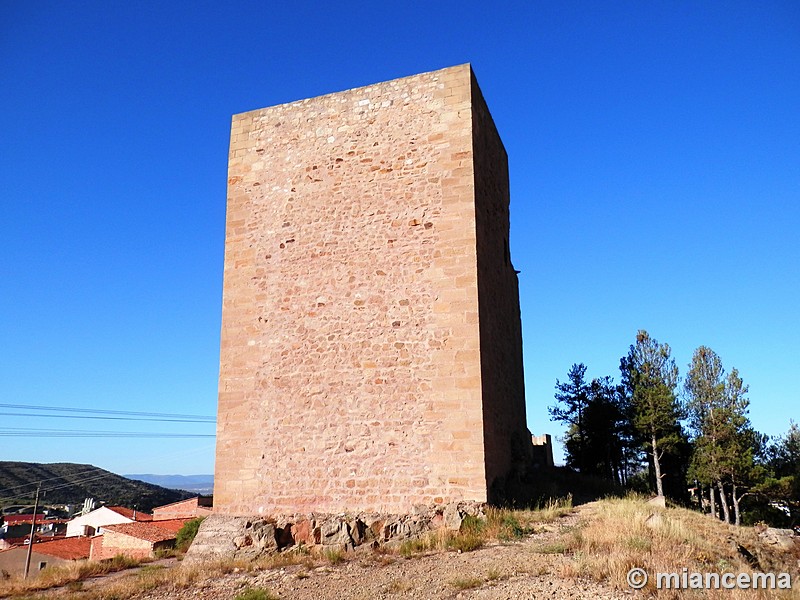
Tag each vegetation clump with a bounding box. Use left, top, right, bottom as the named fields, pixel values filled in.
left=233, top=587, right=279, bottom=600
left=176, top=517, right=206, bottom=552
left=549, top=328, right=799, bottom=527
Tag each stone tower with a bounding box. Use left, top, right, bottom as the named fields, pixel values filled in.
left=214, top=64, right=528, bottom=515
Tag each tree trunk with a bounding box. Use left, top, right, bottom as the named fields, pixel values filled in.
left=732, top=482, right=741, bottom=527
left=709, top=485, right=717, bottom=519
left=652, top=435, right=664, bottom=497
left=717, top=480, right=731, bottom=524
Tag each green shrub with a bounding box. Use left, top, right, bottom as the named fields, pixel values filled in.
left=497, top=514, right=526, bottom=540
left=459, top=514, right=485, bottom=535
left=323, top=548, right=344, bottom=564
left=176, top=517, right=206, bottom=551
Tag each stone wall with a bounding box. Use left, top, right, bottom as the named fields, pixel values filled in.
left=92, top=531, right=172, bottom=561
left=215, top=64, right=528, bottom=515
left=470, top=73, right=529, bottom=501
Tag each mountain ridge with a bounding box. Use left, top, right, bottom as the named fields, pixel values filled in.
left=125, top=473, right=214, bottom=494
left=0, top=461, right=194, bottom=512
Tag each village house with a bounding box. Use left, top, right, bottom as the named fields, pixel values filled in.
left=0, top=515, right=68, bottom=549
left=65, top=506, right=151, bottom=538
left=89, top=519, right=189, bottom=560
left=0, top=536, right=91, bottom=577
left=151, top=496, right=212, bottom=521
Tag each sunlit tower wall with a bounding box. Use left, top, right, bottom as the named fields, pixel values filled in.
left=214, top=64, right=528, bottom=515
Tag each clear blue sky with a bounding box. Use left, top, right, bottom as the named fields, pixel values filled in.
left=1, top=1, right=798, bottom=475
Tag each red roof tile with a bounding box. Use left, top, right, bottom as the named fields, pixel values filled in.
left=106, top=506, right=152, bottom=521
left=102, top=522, right=177, bottom=543
left=2, top=514, right=46, bottom=525
left=30, top=536, right=91, bottom=560
left=149, top=518, right=193, bottom=534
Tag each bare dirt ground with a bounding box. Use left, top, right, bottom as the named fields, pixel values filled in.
left=79, top=507, right=629, bottom=600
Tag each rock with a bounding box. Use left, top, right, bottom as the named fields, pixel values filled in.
left=292, top=519, right=315, bottom=546
left=186, top=500, right=493, bottom=561
left=406, top=517, right=430, bottom=537
left=349, top=519, right=366, bottom=545
left=443, top=503, right=463, bottom=531
left=363, top=516, right=384, bottom=542
left=759, top=527, right=796, bottom=550
left=320, top=519, right=353, bottom=549
left=647, top=495, right=666, bottom=508
left=184, top=515, right=276, bottom=563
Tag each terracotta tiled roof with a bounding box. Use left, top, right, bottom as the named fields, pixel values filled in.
left=30, top=536, right=91, bottom=560
left=106, top=506, right=152, bottom=521
left=102, top=522, right=177, bottom=543
left=2, top=514, right=46, bottom=525
left=149, top=518, right=193, bottom=534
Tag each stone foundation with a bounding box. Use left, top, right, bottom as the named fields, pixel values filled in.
left=184, top=502, right=485, bottom=563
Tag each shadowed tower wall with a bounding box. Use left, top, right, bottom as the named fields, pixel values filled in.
left=215, top=65, right=528, bottom=515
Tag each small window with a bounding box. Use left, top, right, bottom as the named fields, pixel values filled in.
left=38, top=561, right=47, bottom=571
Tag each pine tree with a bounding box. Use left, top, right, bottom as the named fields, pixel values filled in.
left=685, top=346, right=727, bottom=519
left=550, top=364, right=590, bottom=472
left=685, top=347, right=755, bottom=525
left=621, top=330, right=682, bottom=498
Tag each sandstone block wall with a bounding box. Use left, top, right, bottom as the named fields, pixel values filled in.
left=152, top=497, right=213, bottom=521
left=215, top=64, right=528, bottom=515
left=92, top=532, right=154, bottom=561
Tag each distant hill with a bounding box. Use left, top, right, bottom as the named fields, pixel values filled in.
left=0, top=462, right=194, bottom=512
left=125, top=474, right=214, bottom=494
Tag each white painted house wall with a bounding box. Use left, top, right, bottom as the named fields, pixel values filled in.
left=65, top=507, right=133, bottom=538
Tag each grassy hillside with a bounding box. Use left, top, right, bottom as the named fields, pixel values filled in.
left=1, top=496, right=797, bottom=599
left=0, top=497, right=800, bottom=600
left=0, top=462, right=194, bottom=512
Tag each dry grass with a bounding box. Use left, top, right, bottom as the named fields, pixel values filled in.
left=254, top=548, right=315, bottom=570
left=396, top=497, right=574, bottom=559
left=515, top=494, right=574, bottom=524
left=396, top=522, right=485, bottom=556
left=556, top=496, right=800, bottom=599
left=0, top=556, right=296, bottom=600
left=0, top=554, right=142, bottom=598
left=450, top=575, right=484, bottom=590
left=384, top=578, right=411, bottom=593
left=486, top=566, right=509, bottom=581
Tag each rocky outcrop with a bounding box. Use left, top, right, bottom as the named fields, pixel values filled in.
left=757, top=527, right=797, bottom=551
left=184, top=502, right=485, bottom=563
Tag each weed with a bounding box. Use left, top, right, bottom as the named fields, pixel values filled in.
left=323, top=548, right=344, bottom=565
left=450, top=575, right=483, bottom=590
left=486, top=567, right=508, bottom=581
left=153, top=547, right=178, bottom=559
left=625, top=535, right=652, bottom=552
left=385, top=578, right=411, bottom=593
left=233, top=587, right=279, bottom=600
left=137, top=564, right=166, bottom=574
left=447, top=532, right=484, bottom=552
left=536, top=541, right=569, bottom=554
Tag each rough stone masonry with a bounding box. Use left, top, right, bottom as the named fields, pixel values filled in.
left=214, top=64, right=530, bottom=516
